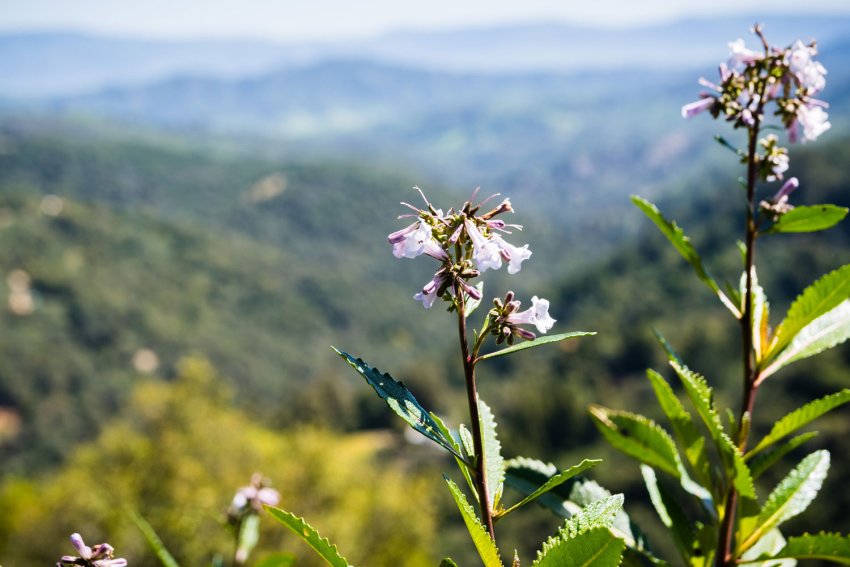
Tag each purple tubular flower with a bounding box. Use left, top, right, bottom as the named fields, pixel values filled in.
left=465, top=220, right=503, bottom=272
left=773, top=177, right=799, bottom=203
left=492, top=235, right=532, bottom=274
left=391, top=221, right=435, bottom=259
left=71, top=533, right=93, bottom=560
left=507, top=296, right=556, bottom=334
left=59, top=534, right=126, bottom=567
left=681, top=97, right=715, bottom=119
left=415, top=271, right=451, bottom=309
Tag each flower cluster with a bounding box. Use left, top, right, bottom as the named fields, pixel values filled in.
left=682, top=27, right=830, bottom=145
left=57, top=533, right=127, bottom=567
left=489, top=292, right=556, bottom=344
left=388, top=187, right=531, bottom=309
left=228, top=472, right=281, bottom=519
left=388, top=188, right=553, bottom=342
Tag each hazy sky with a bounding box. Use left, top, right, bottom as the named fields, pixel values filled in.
left=2, top=0, right=850, bottom=41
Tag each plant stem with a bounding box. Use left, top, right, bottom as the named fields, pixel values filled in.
left=455, top=285, right=496, bottom=541
left=716, top=117, right=763, bottom=567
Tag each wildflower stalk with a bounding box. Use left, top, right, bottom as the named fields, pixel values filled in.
left=716, top=39, right=768, bottom=564
left=455, top=283, right=497, bottom=541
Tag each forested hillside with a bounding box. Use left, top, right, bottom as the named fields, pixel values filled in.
left=1, top=119, right=848, bottom=562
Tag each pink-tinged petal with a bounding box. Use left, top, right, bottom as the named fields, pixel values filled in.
left=387, top=222, right=419, bottom=244
left=258, top=487, right=281, bottom=506
left=681, top=97, right=714, bottom=119
left=70, top=533, right=93, bottom=560
left=507, top=296, right=556, bottom=334
left=492, top=235, right=532, bottom=274
left=392, top=221, right=434, bottom=259
left=773, top=177, right=799, bottom=203
left=465, top=220, right=503, bottom=272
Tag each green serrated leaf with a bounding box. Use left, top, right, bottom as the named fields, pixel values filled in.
left=641, top=466, right=698, bottom=564
left=765, top=532, right=850, bottom=564
left=670, top=362, right=756, bottom=499
left=533, top=527, right=626, bottom=567
left=479, top=398, right=505, bottom=510
left=534, top=498, right=626, bottom=567
left=504, top=459, right=660, bottom=564
left=645, top=369, right=711, bottom=489
left=631, top=195, right=740, bottom=317
left=130, top=510, right=181, bottom=567
left=740, top=268, right=770, bottom=364
left=590, top=406, right=681, bottom=478
left=651, top=329, right=683, bottom=364
left=432, top=412, right=477, bottom=495
left=764, top=265, right=850, bottom=374
left=334, top=348, right=464, bottom=461
left=265, top=507, right=351, bottom=567
left=766, top=204, right=848, bottom=234
left=477, top=332, right=595, bottom=362
left=763, top=300, right=850, bottom=378
left=445, top=476, right=504, bottom=567
left=739, top=450, right=831, bottom=553
left=749, top=432, right=819, bottom=480
left=499, top=459, right=601, bottom=519
left=747, top=390, right=850, bottom=458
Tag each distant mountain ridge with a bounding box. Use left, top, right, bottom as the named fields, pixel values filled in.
left=3, top=14, right=850, bottom=98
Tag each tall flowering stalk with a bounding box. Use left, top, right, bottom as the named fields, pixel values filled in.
left=594, top=25, right=850, bottom=567
left=389, top=187, right=552, bottom=536
left=269, top=189, right=655, bottom=567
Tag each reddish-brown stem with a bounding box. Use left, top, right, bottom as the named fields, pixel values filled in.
left=716, top=107, right=764, bottom=567
left=455, top=284, right=496, bottom=541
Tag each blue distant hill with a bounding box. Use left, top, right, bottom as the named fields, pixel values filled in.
left=3, top=14, right=850, bottom=98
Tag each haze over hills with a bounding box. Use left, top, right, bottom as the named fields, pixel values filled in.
left=3, top=14, right=850, bottom=98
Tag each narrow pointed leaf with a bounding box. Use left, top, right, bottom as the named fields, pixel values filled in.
left=645, top=369, right=710, bottom=487
left=766, top=265, right=850, bottom=369
left=334, top=348, right=463, bottom=460
left=740, top=268, right=770, bottom=363
left=749, top=432, right=819, bottom=480
left=766, top=532, right=850, bottom=564
left=747, top=390, right=850, bottom=458
left=237, top=514, right=261, bottom=565
left=641, top=466, right=697, bottom=563
left=479, top=399, right=505, bottom=510
left=477, top=332, right=595, bottom=362
left=763, top=300, right=850, bottom=378
left=130, top=510, right=181, bottom=567
left=432, top=412, right=477, bottom=493
left=440, top=560, right=461, bottom=567
left=498, top=459, right=601, bottom=519
left=651, top=328, right=683, bottom=365
left=265, top=507, right=351, bottom=567
left=739, top=529, right=794, bottom=567
left=590, top=406, right=681, bottom=478
left=767, top=204, right=848, bottom=234
left=671, top=362, right=756, bottom=499
left=445, top=477, right=503, bottom=567
left=740, top=450, right=831, bottom=553
left=631, top=195, right=739, bottom=317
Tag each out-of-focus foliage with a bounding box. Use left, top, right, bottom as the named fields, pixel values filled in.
left=0, top=357, right=438, bottom=566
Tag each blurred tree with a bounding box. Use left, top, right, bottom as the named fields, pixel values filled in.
left=0, top=357, right=438, bottom=566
